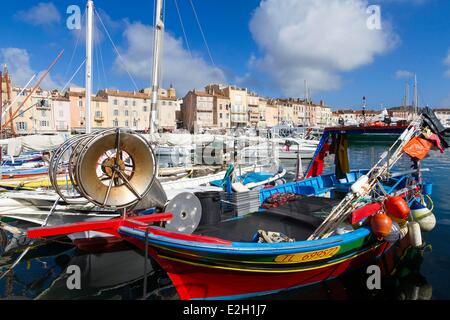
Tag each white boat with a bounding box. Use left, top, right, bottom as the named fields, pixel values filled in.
left=241, top=139, right=318, bottom=160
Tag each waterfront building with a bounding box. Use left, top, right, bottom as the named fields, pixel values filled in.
left=434, top=108, right=450, bottom=128
left=182, top=90, right=215, bottom=132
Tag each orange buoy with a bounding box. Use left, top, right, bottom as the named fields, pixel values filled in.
left=385, top=196, right=410, bottom=221
left=370, top=213, right=393, bottom=240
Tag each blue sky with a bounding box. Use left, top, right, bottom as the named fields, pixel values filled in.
left=1, top=0, right=450, bottom=110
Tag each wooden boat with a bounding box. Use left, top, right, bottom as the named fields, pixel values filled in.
left=24, top=105, right=446, bottom=301
left=27, top=168, right=424, bottom=300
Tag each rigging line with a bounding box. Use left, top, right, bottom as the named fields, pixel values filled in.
left=63, top=10, right=87, bottom=81
left=188, top=0, right=216, bottom=68
left=94, top=35, right=103, bottom=92
left=61, top=60, right=86, bottom=94
left=98, top=35, right=108, bottom=90
left=174, top=0, right=193, bottom=58
left=94, top=8, right=140, bottom=92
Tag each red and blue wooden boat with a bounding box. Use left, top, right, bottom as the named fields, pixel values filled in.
left=27, top=169, right=427, bottom=300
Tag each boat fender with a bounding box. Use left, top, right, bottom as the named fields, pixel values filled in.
left=351, top=175, right=370, bottom=196
left=408, top=222, right=423, bottom=248
left=385, top=221, right=401, bottom=243
left=399, top=224, right=409, bottom=240
left=385, top=196, right=410, bottom=221
left=410, top=199, right=436, bottom=232
left=370, top=213, right=393, bottom=240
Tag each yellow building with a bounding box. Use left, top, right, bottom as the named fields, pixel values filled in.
left=213, top=94, right=231, bottom=129
left=265, top=100, right=280, bottom=128
left=67, top=87, right=109, bottom=133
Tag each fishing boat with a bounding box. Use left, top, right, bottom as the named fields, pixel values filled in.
left=24, top=108, right=447, bottom=300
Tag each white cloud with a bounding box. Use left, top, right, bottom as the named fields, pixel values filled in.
left=15, top=2, right=61, bottom=27
left=395, top=70, right=414, bottom=79
left=113, top=22, right=226, bottom=95
left=248, top=0, right=398, bottom=96
left=0, top=47, right=60, bottom=90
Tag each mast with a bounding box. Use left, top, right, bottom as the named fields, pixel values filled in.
left=4, top=67, right=15, bottom=136
left=85, top=0, right=94, bottom=134
left=413, top=74, right=418, bottom=115
left=0, top=70, right=3, bottom=161
left=150, top=0, right=164, bottom=134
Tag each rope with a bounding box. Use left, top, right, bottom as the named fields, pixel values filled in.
left=174, top=0, right=193, bottom=58
left=63, top=10, right=86, bottom=81
left=95, top=9, right=140, bottom=91
left=188, top=0, right=216, bottom=68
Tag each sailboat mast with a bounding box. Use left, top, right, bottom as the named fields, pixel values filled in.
left=413, top=74, right=418, bottom=115
left=85, top=0, right=94, bottom=134
left=150, top=0, right=164, bottom=134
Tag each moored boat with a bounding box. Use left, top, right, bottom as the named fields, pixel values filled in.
left=24, top=108, right=448, bottom=300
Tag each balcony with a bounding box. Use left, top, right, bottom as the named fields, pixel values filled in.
left=94, top=116, right=105, bottom=122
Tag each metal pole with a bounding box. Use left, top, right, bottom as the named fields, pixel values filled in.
left=150, top=0, right=164, bottom=134
left=85, top=0, right=94, bottom=134
left=0, top=72, right=3, bottom=162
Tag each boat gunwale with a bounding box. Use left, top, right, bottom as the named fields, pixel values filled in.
left=118, top=225, right=371, bottom=255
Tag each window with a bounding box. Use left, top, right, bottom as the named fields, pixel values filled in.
left=96, top=111, right=102, bottom=117
left=59, top=110, right=64, bottom=117
left=113, top=120, right=119, bottom=127
left=19, top=111, right=25, bottom=118
left=40, top=121, right=49, bottom=127
left=114, top=99, right=118, bottom=106
left=124, top=110, right=129, bottom=117
left=168, top=102, right=173, bottom=106
left=114, top=110, right=119, bottom=116
left=132, top=101, right=136, bottom=107
left=133, top=120, right=138, bottom=127
left=79, top=100, right=83, bottom=107
left=125, top=120, right=129, bottom=127
left=125, top=100, right=129, bottom=107
left=96, top=102, right=100, bottom=108
left=162, top=101, right=166, bottom=106
left=143, top=106, right=148, bottom=112
left=17, top=122, right=27, bottom=131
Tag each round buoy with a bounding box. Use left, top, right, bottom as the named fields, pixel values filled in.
left=410, top=200, right=436, bottom=232
left=385, top=196, right=410, bottom=221
left=371, top=213, right=393, bottom=240
left=385, top=221, right=401, bottom=243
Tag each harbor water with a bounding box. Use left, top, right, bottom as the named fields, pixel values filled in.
left=1, top=145, right=449, bottom=300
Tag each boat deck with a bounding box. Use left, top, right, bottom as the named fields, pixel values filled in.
left=195, top=197, right=340, bottom=242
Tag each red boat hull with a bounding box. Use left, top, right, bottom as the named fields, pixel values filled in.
left=128, top=237, right=410, bottom=300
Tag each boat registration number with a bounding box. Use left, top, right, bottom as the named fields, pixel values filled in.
left=274, top=246, right=341, bottom=264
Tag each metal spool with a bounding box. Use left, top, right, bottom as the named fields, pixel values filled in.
left=164, top=193, right=202, bottom=234
left=73, top=129, right=157, bottom=209
left=49, top=135, right=89, bottom=203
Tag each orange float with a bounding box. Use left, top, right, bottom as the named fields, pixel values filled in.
left=385, top=196, right=410, bottom=221
left=370, top=213, right=393, bottom=240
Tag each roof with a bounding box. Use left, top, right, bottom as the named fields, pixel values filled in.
left=98, top=89, right=150, bottom=99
